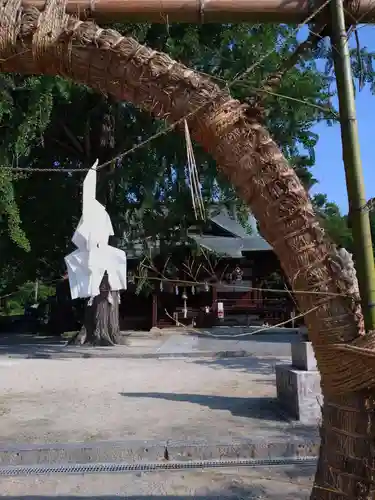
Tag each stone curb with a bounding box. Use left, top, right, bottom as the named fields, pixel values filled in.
left=0, top=437, right=321, bottom=467
left=3, top=349, right=257, bottom=360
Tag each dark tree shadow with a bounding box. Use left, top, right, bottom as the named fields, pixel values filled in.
left=119, top=391, right=320, bottom=443
left=120, top=391, right=288, bottom=421
left=193, top=355, right=287, bottom=376
left=0, top=332, right=65, bottom=346
left=0, top=328, right=299, bottom=360
left=0, top=331, right=129, bottom=358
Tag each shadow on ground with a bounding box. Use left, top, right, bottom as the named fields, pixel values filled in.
left=193, top=355, right=287, bottom=376
left=0, top=330, right=296, bottom=360
left=0, top=332, right=67, bottom=357
left=0, top=332, right=65, bottom=345
left=256, top=417, right=320, bottom=441
left=119, top=391, right=320, bottom=442
left=0, top=332, right=130, bottom=358
left=120, top=391, right=287, bottom=420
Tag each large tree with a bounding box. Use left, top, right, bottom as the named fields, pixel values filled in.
left=2, top=23, right=332, bottom=276
left=0, top=75, right=79, bottom=290
left=3, top=22, right=372, bottom=288
left=0, top=22, right=333, bottom=342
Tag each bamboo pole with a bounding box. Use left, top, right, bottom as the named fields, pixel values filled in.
left=22, top=0, right=375, bottom=24
left=331, top=0, right=375, bottom=330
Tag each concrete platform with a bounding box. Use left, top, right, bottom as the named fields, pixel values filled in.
left=275, top=365, right=322, bottom=425
left=291, top=342, right=318, bottom=371
left=275, top=341, right=322, bottom=424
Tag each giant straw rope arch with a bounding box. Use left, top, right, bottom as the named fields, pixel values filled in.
left=1, top=0, right=373, bottom=393
left=3, top=0, right=375, bottom=494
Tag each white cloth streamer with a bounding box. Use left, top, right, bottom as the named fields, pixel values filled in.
left=65, top=160, right=127, bottom=300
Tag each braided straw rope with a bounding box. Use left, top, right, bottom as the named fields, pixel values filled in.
left=315, top=334, right=375, bottom=394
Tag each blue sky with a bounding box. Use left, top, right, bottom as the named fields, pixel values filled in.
left=310, top=25, right=375, bottom=214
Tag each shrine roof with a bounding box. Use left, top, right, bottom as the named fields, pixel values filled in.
left=208, top=208, right=257, bottom=239
left=189, top=234, right=272, bottom=258
left=122, top=207, right=272, bottom=259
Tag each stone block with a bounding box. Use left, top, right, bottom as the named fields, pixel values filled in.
left=291, top=341, right=317, bottom=371
left=276, top=364, right=323, bottom=424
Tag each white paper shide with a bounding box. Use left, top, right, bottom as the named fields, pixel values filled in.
left=65, top=160, right=127, bottom=301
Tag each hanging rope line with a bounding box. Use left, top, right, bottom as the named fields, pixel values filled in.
left=164, top=303, right=323, bottom=338
left=134, top=275, right=352, bottom=297
left=0, top=0, right=335, bottom=176
left=247, top=30, right=330, bottom=117
left=0, top=272, right=356, bottom=302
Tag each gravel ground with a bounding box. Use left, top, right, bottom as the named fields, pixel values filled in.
left=0, top=356, right=297, bottom=444
left=0, top=464, right=315, bottom=498
left=0, top=348, right=318, bottom=498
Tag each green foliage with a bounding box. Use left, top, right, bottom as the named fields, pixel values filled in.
left=96, top=23, right=333, bottom=249
left=19, top=281, right=55, bottom=303
left=312, top=193, right=353, bottom=249
left=2, top=281, right=55, bottom=316
left=0, top=75, right=74, bottom=252
left=322, top=29, right=375, bottom=93
left=0, top=169, right=29, bottom=251
left=0, top=23, right=353, bottom=295
left=368, top=211, right=375, bottom=257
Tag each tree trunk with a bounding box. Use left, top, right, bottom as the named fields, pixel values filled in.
left=2, top=6, right=375, bottom=497
left=69, top=273, right=121, bottom=346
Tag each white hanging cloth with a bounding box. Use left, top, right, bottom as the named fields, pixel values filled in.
left=65, top=160, right=127, bottom=300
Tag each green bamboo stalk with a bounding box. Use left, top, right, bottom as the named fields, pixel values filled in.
left=331, top=0, right=375, bottom=330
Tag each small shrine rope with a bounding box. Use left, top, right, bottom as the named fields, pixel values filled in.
left=184, top=119, right=205, bottom=221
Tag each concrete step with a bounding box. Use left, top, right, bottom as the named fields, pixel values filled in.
left=0, top=437, right=320, bottom=467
